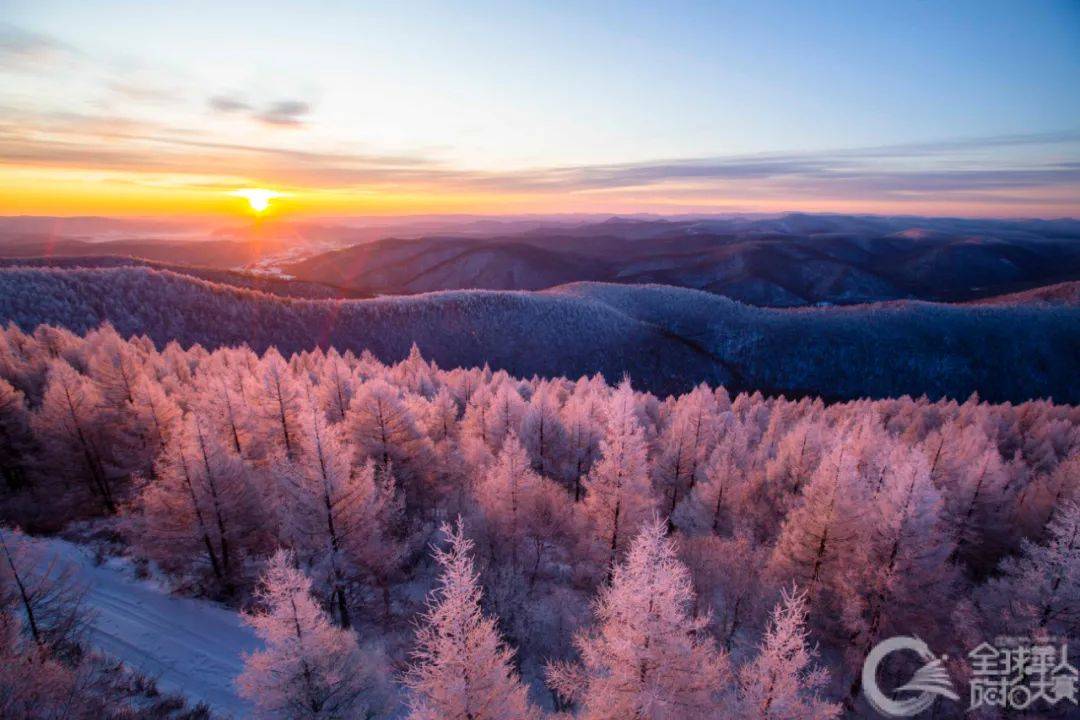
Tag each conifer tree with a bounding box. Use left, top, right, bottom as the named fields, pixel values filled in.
left=404, top=521, right=538, bottom=720
left=732, top=588, right=840, bottom=720
left=238, top=550, right=372, bottom=719
left=581, top=379, right=655, bottom=574
left=547, top=518, right=730, bottom=720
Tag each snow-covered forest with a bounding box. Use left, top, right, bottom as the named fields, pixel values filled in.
left=3, top=265, right=1079, bottom=403
left=2, top=321, right=1078, bottom=719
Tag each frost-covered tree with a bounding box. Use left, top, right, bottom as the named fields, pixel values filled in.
left=32, top=359, right=119, bottom=513
left=768, top=441, right=868, bottom=601
left=838, top=444, right=957, bottom=706
left=316, top=349, right=358, bottom=424
left=404, top=521, right=538, bottom=720
left=672, top=419, right=752, bottom=536
left=276, top=394, right=401, bottom=627
left=417, top=386, right=460, bottom=443
left=944, top=443, right=1009, bottom=570
left=981, top=501, right=1080, bottom=636
left=0, top=528, right=87, bottom=652
left=547, top=518, right=730, bottom=720
left=474, top=431, right=541, bottom=570
left=84, top=324, right=144, bottom=411
left=193, top=349, right=256, bottom=457
left=345, top=377, right=433, bottom=508
left=485, top=383, right=526, bottom=454
left=562, top=393, right=603, bottom=501
left=520, top=383, right=569, bottom=479
left=132, top=412, right=262, bottom=589
left=581, top=379, right=655, bottom=573
left=250, top=349, right=305, bottom=461
left=732, top=588, right=840, bottom=720
left=653, top=384, right=718, bottom=522
left=679, top=531, right=771, bottom=651
left=237, top=550, right=374, bottom=720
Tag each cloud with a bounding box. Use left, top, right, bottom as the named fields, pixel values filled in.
left=208, top=95, right=311, bottom=128
left=0, top=23, right=77, bottom=69
left=253, top=100, right=310, bottom=127
left=208, top=94, right=251, bottom=113
left=108, top=81, right=174, bottom=103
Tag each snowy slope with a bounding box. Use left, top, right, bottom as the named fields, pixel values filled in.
left=2, top=265, right=1078, bottom=402
left=19, top=534, right=260, bottom=718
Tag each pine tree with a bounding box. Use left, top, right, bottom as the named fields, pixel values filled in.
left=404, top=521, right=538, bottom=720
left=32, top=359, right=119, bottom=513
left=547, top=518, right=730, bottom=720
left=982, top=501, right=1080, bottom=636
left=276, top=393, right=400, bottom=628
left=132, top=412, right=261, bottom=588
left=520, top=383, right=569, bottom=479
left=237, top=550, right=373, bottom=719
left=653, top=385, right=718, bottom=523
left=581, top=379, right=655, bottom=574
left=732, top=588, right=840, bottom=720
left=345, top=377, right=433, bottom=507
left=561, top=393, right=603, bottom=501
left=474, top=431, right=540, bottom=570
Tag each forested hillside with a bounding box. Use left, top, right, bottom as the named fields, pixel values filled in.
left=1, top=265, right=1077, bottom=402
left=284, top=215, right=1080, bottom=305
left=0, top=255, right=363, bottom=299
left=1, top=324, right=1076, bottom=717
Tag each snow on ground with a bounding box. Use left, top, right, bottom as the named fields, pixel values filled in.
left=20, top=534, right=260, bottom=718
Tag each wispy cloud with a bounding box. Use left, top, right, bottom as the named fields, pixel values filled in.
left=0, top=23, right=78, bottom=69
left=208, top=94, right=251, bottom=113
left=253, top=100, right=310, bottom=127
left=208, top=94, right=312, bottom=128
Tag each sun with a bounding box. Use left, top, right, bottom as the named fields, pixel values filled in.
left=230, top=188, right=282, bottom=214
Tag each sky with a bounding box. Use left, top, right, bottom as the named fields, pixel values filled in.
left=1, top=0, right=1078, bottom=218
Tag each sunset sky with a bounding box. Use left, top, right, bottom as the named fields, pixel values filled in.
left=2, top=0, right=1079, bottom=218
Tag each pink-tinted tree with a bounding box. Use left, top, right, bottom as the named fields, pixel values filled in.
left=32, top=359, right=119, bottom=513
left=238, top=550, right=375, bottom=719
left=581, top=379, right=655, bottom=574
left=404, top=521, right=538, bottom=720
left=980, top=500, right=1080, bottom=637
left=731, top=588, right=840, bottom=720
left=547, top=518, right=730, bottom=720
left=131, top=412, right=263, bottom=589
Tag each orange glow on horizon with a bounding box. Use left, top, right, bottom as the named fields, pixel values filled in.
left=1, top=165, right=1077, bottom=220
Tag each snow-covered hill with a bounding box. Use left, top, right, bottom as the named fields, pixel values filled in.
left=0, top=265, right=1077, bottom=402
left=283, top=215, right=1080, bottom=305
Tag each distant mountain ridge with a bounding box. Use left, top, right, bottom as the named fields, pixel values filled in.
left=283, top=214, right=1080, bottom=305
left=1, top=265, right=1076, bottom=403
left=5, top=214, right=1078, bottom=307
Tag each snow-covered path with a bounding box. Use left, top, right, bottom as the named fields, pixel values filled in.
left=17, top=534, right=260, bottom=718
